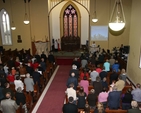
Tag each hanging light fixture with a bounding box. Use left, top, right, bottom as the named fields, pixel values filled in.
left=109, top=0, right=126, bottom=31
left=23, top=0, right=30, bottom=24
left=92, top=0, right=98, bottom=23
left=10, top=0, right=16, bottom=30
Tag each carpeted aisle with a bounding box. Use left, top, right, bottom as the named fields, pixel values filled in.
left=36, top=65, right=71, bottom=113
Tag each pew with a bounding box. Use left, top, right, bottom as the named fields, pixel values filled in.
left=105, top=108, right=127, bottom=113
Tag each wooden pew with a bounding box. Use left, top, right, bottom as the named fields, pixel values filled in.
left=105, top=108, right=127, bottom=113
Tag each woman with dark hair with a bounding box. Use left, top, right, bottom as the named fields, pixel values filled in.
left=122, top=89, right=132, bottom=110
left=80, top=68, right=89, bottom=80
left=80, top=104, right=91, bottom=113
left=79, top=75, right=89, bottom=95
left=15, top=87, right=27, bottom=113
left=77, top=86, right=87, bottom=109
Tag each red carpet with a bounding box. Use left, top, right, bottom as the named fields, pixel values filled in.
left=56, top=57, right=74, bottom=65
left=36, top=65, right=71, bottom=113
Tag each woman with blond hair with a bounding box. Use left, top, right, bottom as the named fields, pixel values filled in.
left=94, top=102, right=105, bottom=113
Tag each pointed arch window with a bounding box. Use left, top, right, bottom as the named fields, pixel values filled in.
left=0, top=9, right=12, bottom=45
left=63, top=4, right=78, bottom=37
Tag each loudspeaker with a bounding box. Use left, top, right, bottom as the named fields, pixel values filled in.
left=124, top=46, right=130, bottom=54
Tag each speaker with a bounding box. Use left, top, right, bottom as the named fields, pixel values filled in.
left=124, top=46, right=130, bottom=54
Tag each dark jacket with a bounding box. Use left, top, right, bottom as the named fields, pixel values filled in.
left=62, top=103, right=78, bottom=113
left=87, top=93, right=97, bottom=106
left=108, top=91, right=121, bottom=109
left=93, top=81, right=103, bottom=95
left=15, top=92, right=26, bottom=105
left=66, top=76, right=78, bottom=90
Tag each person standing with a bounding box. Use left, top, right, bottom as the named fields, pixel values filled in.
left=0, top=92, right=19, bottom=113
left=103, top=59, right=110, bottom=72
left=62, top=97, right=78, bottom=113
left=54, top=39, right=58, bottom=52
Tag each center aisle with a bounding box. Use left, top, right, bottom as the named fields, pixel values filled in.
left=35, top=65, right=71, bottom=113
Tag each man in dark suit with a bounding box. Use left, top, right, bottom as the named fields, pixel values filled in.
left=99, top=67, right=108, bottom=80
left=62, top=96, right=78, bottom=113
left=48, top=52, right=55, bottom=63
left=32, top=68, right=41, bottom=86
left=127, top=101, right=141, bottom=113
left=69, top=65, right=79, bottom=80
left=66, top=73, right=78, bottom=90
left=108, top=86, right=121, bottom=109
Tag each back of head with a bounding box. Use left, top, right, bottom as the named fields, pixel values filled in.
left=6, top=92, right=11, bottom=99
left=131, top=101, right=138, bottom=108
left=69, top=83, right=74, bottom=88
left=26, top=73, right=30, bottom=78
left=90, top=89, right=95, bottom=94
left=71, top=72, right=75, bottom=77
left=68, top=96, right=74, bottom=103
left=84, top=104, right=90, bottom=113
left=112, top=85, right=117, bottom=91
left=96, top=76, right=101, bottom=82
left=136, top=83, right=141, bottom=88
left=97, top=102, right=104, bottom=113
left=83, top=75, right=87, bottom=80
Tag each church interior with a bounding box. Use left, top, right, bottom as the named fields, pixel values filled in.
left=0, top=0, right=141, bottom=112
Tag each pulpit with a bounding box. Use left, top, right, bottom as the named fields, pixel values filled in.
left=61, top=36, right=80, bottom=51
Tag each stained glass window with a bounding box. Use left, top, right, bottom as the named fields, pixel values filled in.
left=63, top=5, right=78, bottom=37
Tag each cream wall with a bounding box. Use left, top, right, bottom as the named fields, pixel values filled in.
left=127, top=0, right=141, bottom=84
left=0, top=0, right=49, bottom=51
left=49, top=1, right=89, bottom=45
left=0, top=0, right=132, bottom=51
left=90, top=0, right=132, bottom=50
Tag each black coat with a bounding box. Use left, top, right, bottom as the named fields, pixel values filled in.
left=63, top=103, right=78, bottom=113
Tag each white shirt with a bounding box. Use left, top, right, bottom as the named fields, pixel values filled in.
left=66, top=87, right=76, bottom=100
left=14, top=80, right=24, bottom=91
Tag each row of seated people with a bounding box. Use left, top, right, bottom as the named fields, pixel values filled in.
left=62, top=63, right=141, bottom=113
left=0, top=51, right=56, bottom=113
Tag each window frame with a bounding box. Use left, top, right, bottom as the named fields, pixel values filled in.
left=0, top=9, right=12, bottom=45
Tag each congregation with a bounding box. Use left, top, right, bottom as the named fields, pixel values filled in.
left=0, top=49, right=56, bottom=113
left=63, top=45, right=141, bottom=113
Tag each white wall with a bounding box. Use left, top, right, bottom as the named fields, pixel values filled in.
left=49, top=1, right=89, bottom=45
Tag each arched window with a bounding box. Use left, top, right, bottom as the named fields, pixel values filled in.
left=0, top=9, right=12, bottom=45
left=63, top=4, right=78, bottom=37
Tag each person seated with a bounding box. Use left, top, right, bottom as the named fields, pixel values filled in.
left=98, top=87, right=109, bottom=109
left=108, top=86, right=121, bottom=110
left=87, top=89, right=97, bottom=110
left=77, top=86, right=87, bottom=109
left=94, top=102, right=105, bottom=113
left=112, top=60, right=120, bottom=72
left=127, top=101, right=141, bottom=113
left=79, top=76, right=89, bottom=96
left=62, top=96, right=78, bottom=113
left=15, top=87, right=28, bottom=113
left=121, top=89, right=132, bottom=110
